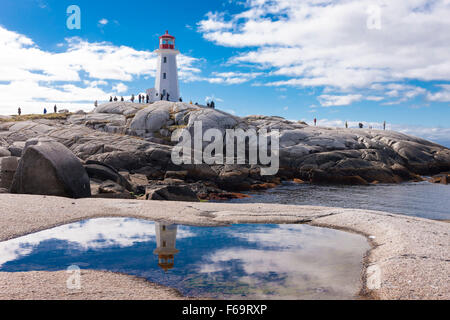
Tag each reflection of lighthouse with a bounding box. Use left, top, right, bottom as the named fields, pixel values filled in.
left=154, top=223, right=179, bottom=271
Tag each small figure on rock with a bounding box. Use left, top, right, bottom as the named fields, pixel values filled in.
left=167, top=93, right=170, bottom=101
left=131, top=94, right=135, bottom=103
left=54, top=105, right=57, bottom=113
left=121, top=96, right=124, bottom=102
left=94, top=100, right=98, bottom=107
left=109, top=96, right=113, bottom=102
left=43, top=108, right=47, bottom=115
left=345, top=121, right=348, bottom=129
left=210, top=101, right=215, bottom=109
left=179, top=97, right=183, bottom=102
left=314, top=118, right=317, bottom=126
left=18, top=107, right=21, bottom=116
left=383, top=121, right=386, bottom=130
left=138, top=94, right=141, bottom=103
left=114, top=96, right=118, bottom=101
left=146, top=94, right=149, bottom=103
left=359, top=123, right=364, bottom=129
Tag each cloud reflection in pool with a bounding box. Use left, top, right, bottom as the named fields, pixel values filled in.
left=0, top=218, right=369, bottom=299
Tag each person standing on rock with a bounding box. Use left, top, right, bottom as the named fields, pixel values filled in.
left=211, top=101, right=215, bottom=109
left=54, top=105, right=57, bottom=113
left=359, top=122, right=363, bottom=129
left=131, top=94, right=135, bottom=103
left=109, top=96, right=113, bottom=102
left=121, top=96, right=124, bottom=102
left=383, top=121, right=386, bottom=130
left=18, top=107, right=21, bottom=116
left=94, top=100, right=98, bottom=107
left=345, top=121, right=348, bottom=129
left=114, top=96, right=118, bottom=101
left=43, top=108, right=47, bottom=115
left=314, top=118, right=317, bottom=126
left=138, top=95, right=141, bottom=103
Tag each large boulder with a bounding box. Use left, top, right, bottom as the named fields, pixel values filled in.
left=93, top=102, right=143, bottom=116
left=129, top=103, right=171, bottom=137
left=10, top=140, right=91, bottom=198
left=0, top=156, right=19, bottom=189
left=0, top=147, right=11, bottom=157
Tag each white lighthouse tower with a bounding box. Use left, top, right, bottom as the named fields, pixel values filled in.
left=147, top=31, right=180, bottom=102
left=153, top=222, right=179, bottom=272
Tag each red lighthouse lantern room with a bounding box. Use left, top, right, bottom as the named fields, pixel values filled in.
left=159, top=31, right=175, bottom=50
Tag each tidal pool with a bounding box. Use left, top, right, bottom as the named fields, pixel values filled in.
left=0, top=218, right=370, bottom=299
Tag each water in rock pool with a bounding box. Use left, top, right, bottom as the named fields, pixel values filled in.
left=0, top=218, right=370, bottom=299
left=225, top=181, right=450, bottom=220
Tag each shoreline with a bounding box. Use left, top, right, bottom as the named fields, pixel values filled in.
left=0, top=194, right=448, bottom=300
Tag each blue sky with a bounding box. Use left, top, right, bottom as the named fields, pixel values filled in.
left=0, top=0, right=449, bottom=146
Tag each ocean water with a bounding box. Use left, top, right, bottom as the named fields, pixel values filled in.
left=0, top=218, right=369, bottom=299
left=225, top=181, right=450, bottom=220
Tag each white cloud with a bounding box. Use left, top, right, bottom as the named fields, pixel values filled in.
left=198, top=0, right=450, bottom=101
left=0, top=218, right=195, bottom=267
left=318, top=94, right=363, bottom=107
left=112, top=83, right=128, bottom=93
left=427, top=84, right=450, bottom=102
left=205, top=71, right=262, bottom=84
left=99, top=19, right=109, bottom=25
left=0, top=25, right=202, bottom=115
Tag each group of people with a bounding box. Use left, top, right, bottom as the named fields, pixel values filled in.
left=313, top=118, right=387, bottom=130
left=109, top=96, right=126, bottom=102
left=17, top=105, right=60, bottom=116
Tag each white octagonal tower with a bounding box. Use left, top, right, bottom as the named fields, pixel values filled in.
left=154, top=30, right=180, bottom=102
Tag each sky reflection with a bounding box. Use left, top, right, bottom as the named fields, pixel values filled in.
left=0, top=218, right=369, bottom=299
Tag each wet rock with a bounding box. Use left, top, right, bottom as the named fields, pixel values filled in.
left=164, top=171, right=188, bottom=180
left=10, top=140, right=91, bottom=198
left=95, top=180, right=134, bottom=199
left=84, top=160, right=132, bottom=192
left=145, top=185, right=199, bottom=202
left=430, top=173, right=450, bottom=185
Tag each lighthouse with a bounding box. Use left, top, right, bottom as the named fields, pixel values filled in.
left=147, top=31, right=180, bottom=102
left=153, top=222, right=180, bottom=272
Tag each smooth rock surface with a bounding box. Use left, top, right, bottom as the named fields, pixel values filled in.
left=0, top=194, right=448, bottom=300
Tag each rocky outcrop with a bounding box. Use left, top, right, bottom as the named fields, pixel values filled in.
left=0, top=101, right=449, bottom=198
left=10, top=140, right=91, bottom=198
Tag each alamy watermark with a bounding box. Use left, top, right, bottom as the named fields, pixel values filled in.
left=366, top=5, right=382, bottom=30
left=171, top=121, right=280, bottom=175
left=66, top=5, right=81, bottom=30
left=66, top=264, right=81, bottom=290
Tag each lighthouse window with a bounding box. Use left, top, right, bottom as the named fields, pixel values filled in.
left=163, top=73, right=167, bottom=79
left=163, top=57, right=167, bottom=63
